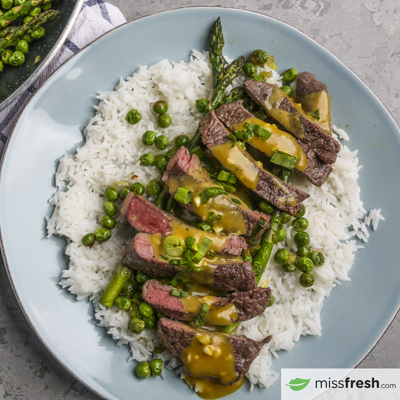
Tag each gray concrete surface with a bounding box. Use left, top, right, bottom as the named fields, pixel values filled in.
left=1, top=0, right=399, bottom=398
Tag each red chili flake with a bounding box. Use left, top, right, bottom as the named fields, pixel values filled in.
left=131, top=175, right=138, bottom=180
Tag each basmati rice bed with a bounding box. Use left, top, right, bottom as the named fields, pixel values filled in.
left=46, top=50, right=383, bottom=390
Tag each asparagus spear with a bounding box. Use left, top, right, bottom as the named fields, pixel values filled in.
left=208, top=17, right=225, bottom=88
left=252, top=168, right=292, bottom=285
left=99, top=265, right=132, bottom=308
left=0, top=0, right=52, bottom=29
left=154, top=184, right=169, bottom=209
left=0, top=10, right=59, bottom=52
left=0, top=25, right=17, bottom=39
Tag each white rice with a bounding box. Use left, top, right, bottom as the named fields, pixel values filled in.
left=47, top=51, right=382, bottom=390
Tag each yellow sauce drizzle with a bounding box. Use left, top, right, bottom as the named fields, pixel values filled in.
left=299, top=90, right=331, bottom=134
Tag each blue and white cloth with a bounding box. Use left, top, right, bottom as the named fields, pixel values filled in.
left=0, top=0, right=126, bottom=154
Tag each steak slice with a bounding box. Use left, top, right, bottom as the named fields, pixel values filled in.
left=215, top=100, right=332, bottom=187
left=123, top=234, right=256, bottom=291
left=163, top=146, right=270, bottom=237
left=142, top=279, right=271, bottom=323
left=121, top=194, right=247, bottom=256
left=243, top=79, right=340, bottom=164
left=200, top=111, right=309, bottom=216
left=295, top=71, right=327, bottom=99
left=157, top=318, right=272, bottom=383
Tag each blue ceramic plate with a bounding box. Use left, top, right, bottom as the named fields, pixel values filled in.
left=1, top=7, right=399, bottom=400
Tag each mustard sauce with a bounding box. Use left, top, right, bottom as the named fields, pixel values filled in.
left=210, top=141, right=259, bottom=190
left=299, top=90, right=332, bottom=134
left=183, top=374, right=246, bottom=399
left=231, top=117, right=308, bottom=172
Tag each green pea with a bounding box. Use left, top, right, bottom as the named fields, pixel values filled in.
left=13, top=0, right=25, bottom=5
left=299, top=272, right=315, bottom=288
left=1, top=49, right=12, bottom=64
left=155, top=135, right=169, bottom=150
left=0, top=61, right=3, bottom=73
left=23, top=16, right=33, bottom=24
left=259, top=200, right=274, bottom=214
left=156, top=311, right=167, bottom=319
left=243, top=62, right=256, bottom=77
left=166, top=148, right=177, bottom=161
left=195, top=98, right=208, bottom=113
left=147, top=179, right=162, bottom=196
left=267, top=294, right=275, bottom=307
left=140, top=153, right=155, bottom=166
left=120, top=279, right=136, bottom=298
left=139, top=302, right=154, bottom=317
left=42, top=2, right=51, bottom=9
left=296, top=245, right=310, bottom=257
left=103, top=201, right=117, bottom=217
left=129, top=318, right=145, bottom=334
left=277, top=228, right=286, bottom=242
left=252, top=75, right=263, bottom=82
left=1, top=0, right=13, bottom=9
left=94, top=227, right=111, bottom=243
left=30, top=26, right=45, bottom=40
left=295, top=204, right=306, bottom=218
left=150, top=359, right=163, bottom=376
left=282, top=67, right=298, bottom=82
left=105, top=186, right=119, bottom=201
left=126, top=109, right=141, bottom=125
left=82, top=233, right=95, bottom=247
left=119, top=187, right=130, bottom=200
left=281, top=212, right=291, bottom=224
left=294, top=231, right=310, bottom=246
left=115, top=296, right=131, bottom=310
left=9, top=51, right=25, bottom=67
left=281, top=85, right=293, bottom=97
left=249, top=49, right=269, bottom=66
left=136, top=361, right=151, bottom=379
left=175, top=134, right=190, bottom=149
left=143, top=314, right=156, bottom=329
left=310, top=251, right=325, bottom=267
left=101, top=215, right=117, bottom=230
left=142, top=130, right=157, bottom=146
left=274, top=248, right=290, bottom=265
left=282, top=263, right=297, bottom=273
left=153, top=100, right=168, bottom=114
left=29, top=6, right=41, bottom=16
left=157, top=113, right=172, bottom=128
left=154, top=154, right=168, bottom=173
left=129, top=307, right=140, bottom=319
left=22, top=34, right=33, bottom=44
left=136, top=271, right=150, bottom=284
left=297, top=257, right=314, bottom=273
left=292, top=217, right=309, bottom=232
left=131, top=182, right=145, bottom=195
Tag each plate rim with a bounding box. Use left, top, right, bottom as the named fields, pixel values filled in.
left=1, top=6, right=399, bottom=400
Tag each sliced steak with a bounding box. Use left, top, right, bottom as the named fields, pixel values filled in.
left=243, top=79, right=340, bottom=164
left=121, top=194, right=247, bottom=255
left=157, top=318, right=272, bottom=383
left=200, top=111, right=309, bottom=216
left=295, top=71, right=327, bottom=99
left=123, top=235, right=256, bottom=291
left=143, top=279, right=271, bottom=323
left=215, top=100, right=332, bottom=186
left=163, top=146, right=270, bottom=237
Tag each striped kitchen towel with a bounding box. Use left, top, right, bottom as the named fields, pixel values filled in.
left=0, top=0, right=126, bottom=154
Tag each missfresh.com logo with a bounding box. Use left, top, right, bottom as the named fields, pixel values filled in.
left=281, top=369, right=400, bottom=400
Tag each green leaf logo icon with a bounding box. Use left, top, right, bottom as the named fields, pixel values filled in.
left=285, top=378, right=311, bottom=391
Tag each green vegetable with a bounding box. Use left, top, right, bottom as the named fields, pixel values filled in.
left=103, top=201, right=117, bottom=217
left=101, top=215, right=116, bottom=230
left=99, top=265, right=131, bottom=308
left=30, top=26, right=44, bottom=40
left=41, top=2, right=50, bottom=9
left=1, top=0, right=13, bottom=9
left=267, top=294, right=275, bottom=307
left=115, top=296, right=131, bottom=310
left=128, top=318, right=145, bottom=334
left=23, top=15, right=33, bottom=23
left=82, top=233, right=95, bottom=247
left=146, top=177, right=161, bottom=196
left=136, top=271, right=149, bottom=284
left=0, top=61, right=4, bottom=72
left=149, top=359, right=163, bottom=376
left=296, top=245, right=310, bottom=257
left=143, top=314, right=156, bottom=329
left=29, top=5, right=40, bottom=16
left=282, top=263, right=296, bottom=273
left=243, top=62, right=256, bottom=77
left=9, top=51, right=25, bottom=66
left=252, top=75, right=263, bottom=81
left=277, top=228, right=286, bottom=242
left=175, top=134, right=190, bottom=148
left=120, top=279, right=136, bottom=298
left=195, top=98, right=208, bottom=113
left=259, top=200, right=274, bottom=214
left=250, top=217, right=267, bottom=242
left=1, top=49, right=12, bottom=64
left=155, top=135, right=169, bottom=150
left=294, top=231, right=310, bottom=246
left=297, top=257, right=314, bottom=273
left=192, top=237, right=212, bottom=263
left=94, top=227, right=111, bottom=243
left=274, top=248, right=290, bottom=265
left=171, top=289, right=189, bottom=298
left=131, top=182, right=145, bottom=195
left=0, top=0, right=51, bottom=28
left=310, top=251, right=325, bottom=267
left=249, top=49, right=269, bottom=66
left=142, top=130, right=156, bottom=146
left=154, top=184, right=169, bottom=209
left=157, top=114, right=172, bottom=128
left=299, top=272, right=315, bottom=287
left=139, top=302, right=154, bottom=317
left=270, top=150, right=299, bottom=170
left=199, top=187, right=227, bottom=204
left=166, top=148, right=176, bottom=160
left=163, top=235, right=185, bottom=257
left=14, top=0, right=25, bottom=5
left=126, top=109, right=141, bottom=125
left=308, top=109, right=321, bottom=120
left=185, top=236, right=198, bottom=252
left=198, top=221, right=212, bottom=232
left=140, top=153, right=155, bottom=166
left=174, top=187, right=192, bottom=204
left=22, top=33, right=33, bottom=43
left=194, top=303, right=209, bottom=327
left=231, top=198, right=241, bottom=205
left=244, top=121, right=272, bottom=140
left=208, top=17, right=225, bottom=87
left=164, top=196, right=178, bottom=215
left=119, top=187, right=130, bottom=200
left=15, top=39, right=29, bottom=53
left=153, top=100, right=168, bottom=114
left=292, top=217, right=309, bottom=232
left=281, top=85, right=293, bottom=97
left=154, top=154, right=168, bottom=172
left=295, top=205, right=306, bottom=218
left=136, top=361, right=151, bottom=379
left=282, top=67, right=298, bottom=82
left=105, top=186, right=119, bottom=202
left=281, top=212, right=291, bottom=224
